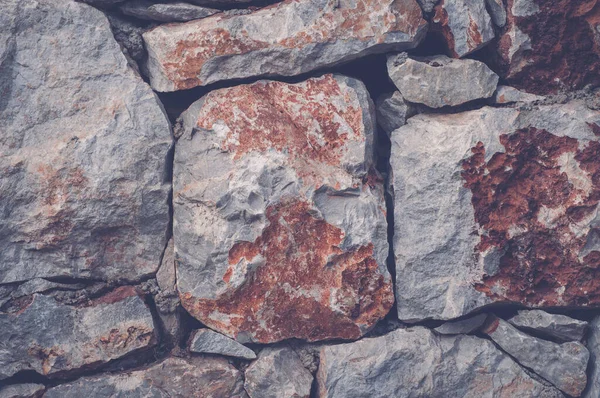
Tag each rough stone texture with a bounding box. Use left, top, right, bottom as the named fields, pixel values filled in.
left=417, top=0, right=440, bottom=13
left=508, top=310, right=588, bottom=342
left=387, top=54, right=499, bottom=108
left=245, top=347, right=313, bottom=398
left=120, top=1, right=220, bottom=22
left=434, top=313, right=488, bottom=335
left=106, top=13, right=150, bottom=64
left=190, top=329, right=257, bottom=360
left=585, top=316, right=600, bottom=398
left=375, top=91, right=415, bottom=136
left=142, top=0, right=427, bottom=91
left=495, top=0, right=600, bottom=95
left=0, top=288, right=155, bottom=380
left=483, top=316, right=589, bottom=396
left=174, top=74, right=394, bottom=343
left=432, top=0, right=496, bottom=58
left=391, top=100, right=600, bottom=321
left=0, top=384, right=45, bottom=398
left=317, top=326, right=564, bottom=398
left=485, top=0, right=507, bottom=26
left=0, top=0, right=172, bottom=284
left=43, top=356, right=247, bottom=398
left=493, top=85, right=545, bottom=104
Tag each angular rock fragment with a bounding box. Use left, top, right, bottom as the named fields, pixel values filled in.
left=120, top=1, right=220, bottom=22
left=376, top=91, right=415, bottom=136
left=509, top=310, right=588, bottom=342
left=495, top=0, right=600, bottom=94
left=391, top=100, right=600, bottom=321
left=317, top=326, right=564, bottom=397
left=432, top=0, right=495, bottom=58
left=416, top=0, right=439, bottom=13
left=190, top=329, right=257, bottom=360
left=0, top=288, right=155, bottom=380
left=43, top=357, right=246, bottom=398
left=142, top=0, right=427, bottom=91
left=174, top=74, right=394, bottom=343
left=387, top=54, right=499, bottom=108
left=485, top=0, right=507, bottom=27
left=0, top=0, right=172, bottom=284
left=245, top=347, right=313, bottom=398
left=434, top=313, right=488, bottom=335
left=493, top=85, right=545, bottom=104
left=585, top=316, right=600, bottom=398
left=483, top=316, right=589, bottom=396
left=0, top=384, right=45, bottom=398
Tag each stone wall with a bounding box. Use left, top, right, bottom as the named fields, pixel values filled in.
left=1, top=0, right=600, bottom=397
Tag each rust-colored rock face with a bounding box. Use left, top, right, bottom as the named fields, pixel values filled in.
left=498, top=0, right=600, bottom=94
left=462, top=127, right=600, bottom=306
left=142, top=0, right=427, bottom=91
left=174, top=74, right=393, bottom=343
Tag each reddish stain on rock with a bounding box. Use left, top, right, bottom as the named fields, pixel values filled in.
left=195, top=75, right=364, bottom=187
left=181, top=197, right=393, bottom=343
left=498, top=0, right=600, bottom=94
left=462, top=128, right=600, bottom=306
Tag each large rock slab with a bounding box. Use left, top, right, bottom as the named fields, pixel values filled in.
left=484, top=316, right=589, bottom=396
left=495, top=0, right=600, bottom=94
left=0, top=288, right=155, bottom=380
left=509, top=310, right=588, bottom=342
left=142, top=0, right=427, bottom=91
left=391, top=100, right=600, bottom=321
left=174, top=74, right=394, bottom=343
left=0, top=0, right=172, bottom=284
left=432, top=0, right=495, bottom=58
left=43, top=356, right=247, bottom=397
left=387, top=54, right=499, bottom=108
left=190, top=329, right=256, bottom=360
left=245, top=347, right=313, bottom=398
left=317, top=326, right=564, bottom=397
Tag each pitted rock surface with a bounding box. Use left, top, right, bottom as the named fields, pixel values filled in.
left=496, top=0, right=600, bottom=94
left=391, top=100, right=600, bottom=321
left=508, top=310, right=588, bottom=342
left=0, top=288, right=155, bottom=380
left=317, top=326, right=564, bottom=398
left=387, top=54, right=499, bottom=108
left=432, top=0, right=495, bottom=58
left=142, top=0, right=427, bottom=91
left=244, top=347, right=313, bottom=398
left=174, top=74, right=393, bottom=343
left=0, top=0, right=172, bottom=284
left=43, top=356, right=247, bottom=397
left=484, top=316, right=589, bottom=396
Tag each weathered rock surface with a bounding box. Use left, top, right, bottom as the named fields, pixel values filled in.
left=317, top=326, right=564, bottom=397
left=495, top=0, right=600, bottom=94
left=43, top=356, right=247, bottom=397
left=0, top=0, right=172, bottom=284
left=485, top=0, right=507, bottom=27
left=585, top=316, right=600, bottom=398
left=190, top=329, right=256, bottom=360
left=245, top=347, right=313, bottom=398
left=483, top=316, right=589, bottom=396
left=387, top=54, right=499, bottom=108
left=391, top=100, right=600, bottom=321
left=434, top=313, right=488, bottom=335
left=174, top=74, right=394, bottom=343
left=142, top=0, right=427, bottom=91
left=493, top=85, right=545, bottom=104
left=120, top=1, right=220, bottom=22
left=509, top=310, right=588, bottom=342
left=376, top=91, right=415, bottom=136
left=0, top=288, right=155, bottom=379
left=0, top=384, right=45, bottom=398
left=432, top=0, right=495, bottom=58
